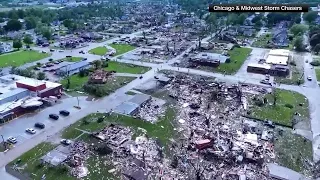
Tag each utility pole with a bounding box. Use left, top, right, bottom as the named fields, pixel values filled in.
left=1, top=135, right=6, bottom=150
left=76, top=96, right=79, bottom=107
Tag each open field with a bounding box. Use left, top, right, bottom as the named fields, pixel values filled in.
left=215, top=47, right=252, bottom=74
left=109, top=44, right=135, bottom=56
left=105, top=61, right=151, bottom=74
left=88, top=46, right=108, bottom=56
left=250, top=89, right=309, bottom=127
left=0, top=50, right=50, bottom=67
left=274, top=128, right=312, bottom=174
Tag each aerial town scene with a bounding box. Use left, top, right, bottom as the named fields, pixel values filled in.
left=0, top=0, right=319, bottom=179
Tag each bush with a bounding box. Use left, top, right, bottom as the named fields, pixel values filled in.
left=254, top=99, right=264, bottom=107
left=225, top=58, right=231, bottom=63
left=266, top=34, right=270, bottom=37
left=36, top=62, right=42, bottom=66
left=284, top=103, right=294, bottom=109
left=97, top=117, right=104, bottom=123
left=82, top=119, right=90, bottom=125
left=310, top=61, right=320, bottom=66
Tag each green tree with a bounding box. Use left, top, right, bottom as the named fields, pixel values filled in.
left=63, top=19, right=73, bottom=29
left=314, top=44, right=320, bottom=54
left=293, top=36, right=305, bottom=52
left=303, top=11, right=318, bottom=23
left=23, top=35, right=33, bottom=45
left=37, top=72, right=46, bottom=80
left=93, top=60, right=102, bottom=70
left=4, top=19, right=22, bottom=31
left=25, top=17, right=37, bottom=30
left=13, top=39, right=22, bottom=50
left=237, top=13, right=247, bottom=25
left=42, top=29, right=52, bottom=40
left=290, top=24, right=308, bottom=36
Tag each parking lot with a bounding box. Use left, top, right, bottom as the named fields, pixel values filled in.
left=0, top=96, right=92, bottom=146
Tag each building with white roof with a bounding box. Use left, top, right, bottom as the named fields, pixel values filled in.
left=266, top=49, right=290, bottom=66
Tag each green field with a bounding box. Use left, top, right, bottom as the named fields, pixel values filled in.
left=215, top=47, right=252, bottom=74
left=274, top=129, right=312, bottom=174
left=250, top=89, right=309, bottom=126
left=61, top=75, right=89, bottom=90
left=105, top=61, right=150, bottom=74
left=316, top=68, right=320, bottom=81
left=63, top=108, right=176, bottom=145
left=0, top=50, right=50, bottom=67
left=88, top=46, right=108, bottom=56
left=109, top=44, right=135, bottom=56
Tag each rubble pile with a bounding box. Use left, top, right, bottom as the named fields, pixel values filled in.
left=162, top=74, right=277, bottom=179
left=67, top=141, right=90, bottom=178
left=137, top=98, right=166, bottom=123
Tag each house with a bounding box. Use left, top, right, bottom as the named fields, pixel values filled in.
left=189, top=52, right=229, bottom=67
left=89, top=69, right=112, bottom=84
left=56, top=61, right=90, bottom=76
left=80, top=32, right=103, bottom=40
left=272, top=29, right=289, bottom=47
left=0, top=42, right=13, bottom=53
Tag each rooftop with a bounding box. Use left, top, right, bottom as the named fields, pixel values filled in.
left=266, top=55, right=288, bottom=66
left=268, top=49, right=290, bottom=57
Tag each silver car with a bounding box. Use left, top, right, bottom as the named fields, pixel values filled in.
left=26, top=128, right=36, bottom=134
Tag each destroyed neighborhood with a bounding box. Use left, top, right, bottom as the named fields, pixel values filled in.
left=0, top=0, right=319, bottom=180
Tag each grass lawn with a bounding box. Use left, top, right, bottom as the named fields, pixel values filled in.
left=0, top=50, right=49, bottom=67
left=88, top=46, right=108, bottom=56
left=59, top=57, right=83, bottom=62
left=105, top=61, right=151, bottom=74
left=316, top=68, right=320, bottom=81
left=109, top=44, right=135, bottom=56
left=60, top=75, right=89, bottom=90
left=250, top=89, right=309, bottom=127
left=215, top=47, right=252, bottom=74
left=274, top=128, right=312, bottom=174
left=62, top=107, right=176, bottom=146
left=61, top=74, right=135, bottom=96
left=125, top=91, right=137, bottom=95
left=252, top=34, right=272, bottom=48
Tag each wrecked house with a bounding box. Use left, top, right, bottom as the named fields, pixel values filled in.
left=89, top=69, right=113, bottom=84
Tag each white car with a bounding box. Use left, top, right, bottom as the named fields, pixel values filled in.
left=7, top=137, right=17, bottom=144
left=60, top=139, right=72, bottom=145
left=26, top=128, right=36, bottom=134
left=307, top=76, right=312, bottom=81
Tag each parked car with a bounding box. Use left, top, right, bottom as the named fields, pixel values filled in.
left=7, top=137, right=17, bottom=144
left=34, top=67, right=40, bottom=70
left=49, top=114, right=59, bottom=120
left=54, top=61, right=60, bottom=64
left=260, top=79, right=271, bottom=85
left=139, top=76, right=143, bottom=79
left=59, top=110, right=70, bottom=116
left=34, top=122, right=45, bottom=129
left=50, top=49, right=55, bottom=52
left=49, top=69, right=55, bottom=72
left=59, top=50, right=64, bottom=52
left=60, top=139, right=72, bottom=145
left=307, top=76, right=312, bottom=81
left=26, top=128, right=36, bottom=134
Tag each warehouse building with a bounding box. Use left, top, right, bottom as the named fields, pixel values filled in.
left=247, top=63, right=289, bottom=77
left=114, top=94, right=151, bottom=116
left=0, top=74, right=63, bottom=122
left=56, top=61, right=90, bottom=76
